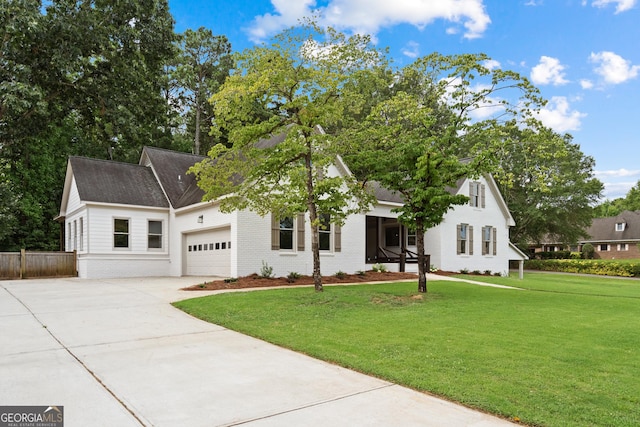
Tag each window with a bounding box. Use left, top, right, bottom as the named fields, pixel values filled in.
left=148, top=220, right=162, bottom=249
left=457, top=224, right=473, bottom=255
left=272, top=213, right=306, bottom=251
left=279, top=217, right=294, bottom=250
left=615, top=222, right=626, bottom=231
left=469, top=182, right=485, bottom=208
left=407, top=228, right=417, bottom=246
left=319, top=214, right=332, bottom=251
left=482, top=226, right=497, bottom=256
left=114, top=219, right=129, bottom=248
left=618, top=243, right=629, bottom=251
left=599, top=244, right=609, bottom=251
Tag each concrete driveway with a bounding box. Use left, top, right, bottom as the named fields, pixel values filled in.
left=0, top=277, right=515, bottom=426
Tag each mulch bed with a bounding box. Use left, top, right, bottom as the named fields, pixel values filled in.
left=181, top=270, right=425, bottom=291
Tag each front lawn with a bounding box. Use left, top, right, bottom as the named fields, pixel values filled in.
left=174, top=274, right=640, bottom=426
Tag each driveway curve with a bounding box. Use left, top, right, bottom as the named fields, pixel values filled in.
left=0, top=277, right=515, bottom=426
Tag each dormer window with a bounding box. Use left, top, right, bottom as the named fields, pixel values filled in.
left=615, top=222, right=626, bottom=231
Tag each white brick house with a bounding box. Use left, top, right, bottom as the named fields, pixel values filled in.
left=57, top=146, right=527, bottom=279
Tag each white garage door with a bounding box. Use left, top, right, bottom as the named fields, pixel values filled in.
left=185, top=228, right=231, bottom=277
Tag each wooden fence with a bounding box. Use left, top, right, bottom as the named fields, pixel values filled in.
left=0, top=250, right=77, bottom=280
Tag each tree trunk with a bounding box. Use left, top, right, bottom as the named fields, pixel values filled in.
left=416, top=219, right=428, bottom=293
left=305, top=150, right=323, bottom=292
left=194, top=101, right=201, bottom=155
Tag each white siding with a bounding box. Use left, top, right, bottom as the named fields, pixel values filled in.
left=427, top=176, right=511, bottom=276
left=75, top=204, right=170, bottom=278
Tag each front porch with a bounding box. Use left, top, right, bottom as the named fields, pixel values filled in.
left=365, top=216, right=429, bottom=271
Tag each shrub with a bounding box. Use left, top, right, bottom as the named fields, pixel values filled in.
left=430, top=264, right=438, bottom=273
left=524, top=259, right=640, bottom=277
left=460, top=268, right=469, bottom=274
left=224, top=277, right=238, bottom=283
left=581, top=243, right=595, bottom=260
left=372, top=263, right=388, bottom=273
left=287, top=272, right=301, bottom=283
left=471, top=270, right=482, bottom=275
left=484, top=270, right=492, bottom=275
left=260, top=261, right=274, bottom=278
left=570, top=252, right=582, bottom=260
left=356, top=270, right=366, bottom=276
left=335, top=271, right=347, bottom=279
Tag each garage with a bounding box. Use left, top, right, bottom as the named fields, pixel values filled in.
left=185, top=228, right=231, bottom=277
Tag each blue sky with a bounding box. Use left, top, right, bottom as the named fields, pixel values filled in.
left=168, top=0, right=640, bottom=200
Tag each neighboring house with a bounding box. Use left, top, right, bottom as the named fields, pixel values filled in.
left=533, top=210, right=640, bottom=259
left=581, top=211, right=640, bottom=259
left=57, top=146, right=527, bottom=279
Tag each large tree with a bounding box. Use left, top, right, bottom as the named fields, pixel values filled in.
left=190, top=23, right=383, bottom=291
left=491, top=122, right=603, bottom=248
left=593, top=180, right=640, bottom=217
left=173, top=27, right=233, bottom=155
left=344, top=53, right=544, bottom=292
left=0, top=0, right=176, bottom=251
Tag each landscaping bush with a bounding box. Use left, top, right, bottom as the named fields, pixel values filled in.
left=525, top=259, right=640, bottom=277
left=536, top=250, right=572, bottom=260
left=581, top=243, right=595, bottom=260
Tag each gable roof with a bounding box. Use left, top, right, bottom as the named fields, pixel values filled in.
left=69, top=157, right=169, bottom=208
left=583, top=210, right=640, bottom=242
left=140, top=146, right=207, bottom=209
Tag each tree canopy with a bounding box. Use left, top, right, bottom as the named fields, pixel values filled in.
left=190, top=23, right=383, bottom=291
left=0, top=0, right=176, bottom=250
left=172, top=27, right=233, bottom=155
left=490, top=122, right=603, bottom=248
left=343, top=53, right=545, bottom=292
left=593, top=180, right=640, bottom=217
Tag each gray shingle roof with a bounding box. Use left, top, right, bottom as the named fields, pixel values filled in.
left=141, top=147, right=207, bottom=208
left=583, top=210, right=640, bottom=242
left=70, top=157, right=169, bottom=208
left=369, top=178, right=466, bottom=204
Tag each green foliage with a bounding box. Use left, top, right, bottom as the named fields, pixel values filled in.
left=535, top=250, right=572, bottom=260
left=593, top=180, right=640, bottom=217
left=259, top=261, right=274, bottom=278
left=223, top=277, right=238, bottom=283
left=172, top=27, right=233, bottom=155
left=343, top=53, right=543, bottom=292
left=581, top=243, right=595, bottom=259
left=0, top=0, right=177, bottom=250
left=490, top=123, right=603, bottom=248
left=334, top=271, right=347, bottom=279
left=525, top=259, right=640, bottom=277
left=286, top=272, right=301, bottom=283
left=190, top=22, right=384, bottom=290
left=372, top=263, right=388, bottom=273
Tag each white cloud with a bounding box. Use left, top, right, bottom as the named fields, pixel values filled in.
left=535, top=96, right=586, bottom=132
left=580, top=79, right=594, bottom=89
left=525, top=0, right=544, bottom=5
left=530, top=56, right=569, bottom=86
left=483, top=59, right=501, bottom=70
left=246, top=0, right=491, bottom=43
left=595, top=168, right=640, bottom=178
left=602, top=181, right=638, bottom=199
left=589, top=51, right=640, bottom=84
left=402, top=41, right=420, bottom=58
left=590, top=0, right=637, bottom=13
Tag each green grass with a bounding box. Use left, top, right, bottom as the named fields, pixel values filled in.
left=174, top=275, right=640, bottom=426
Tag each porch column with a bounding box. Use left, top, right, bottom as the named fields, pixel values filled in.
left=519, top=260, right=524, bottom=279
